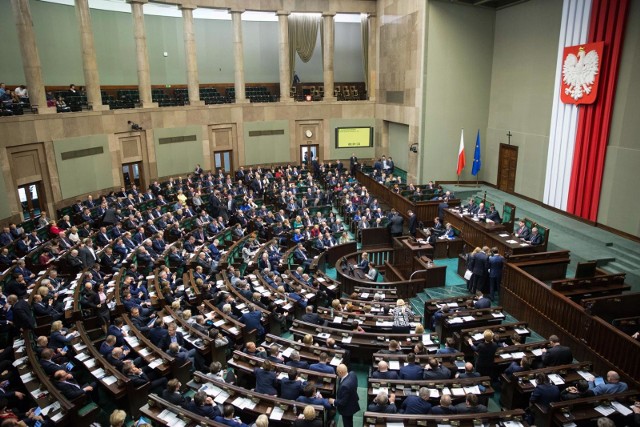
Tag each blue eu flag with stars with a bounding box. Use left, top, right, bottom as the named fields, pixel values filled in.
left=471, top=130, right=481, bottom=176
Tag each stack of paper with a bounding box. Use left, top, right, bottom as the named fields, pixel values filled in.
left=269, top=406, right=284, bottom=421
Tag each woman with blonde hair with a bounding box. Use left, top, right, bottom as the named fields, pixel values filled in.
left=390, top=299, right=414, bottom=334
left=414, top=323, right=425, bottom=335
left=109, top=409, right=127, bottom=427
left=294, top=405, right=322, bottom=427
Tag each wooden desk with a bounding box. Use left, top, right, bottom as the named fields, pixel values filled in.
left=437, top=307, right=505, bottom=340
left=141, top=393, right=228, bottom=427
left=229, top=350, right=337, bottom=396
left=540, top=390, right=638, bottom=427
left=290, top=319, right=437, bottom=363
left=366, top=376, right=494, bottom=405
left=189, top=373, right=327, bottom=425
left=500, top=362, right=593, bottom=410
left=262, top=334, right=347, bottom=364
left=444, top=208, right=534, bottom=256
left=363, top=409, right=528, bottom=427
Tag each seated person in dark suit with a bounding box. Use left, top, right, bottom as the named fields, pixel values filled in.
left=300, top=305, right=323, bottom=325
left=401, top=387, right=432, bottom=414
left=53, top=370, right=96, bottom=401
left=279, top=368, right=305, bottom=400
left=371, top=361, right=399, bottom=380
left=185, top=390, right=221, bottom=419
left=561, top=379, right=595, bottom=401
left=296, top=383, right=335, bottom=410
left=526, top=227, right=543, bottom=245
left=399, top=353, right=423, bottom=380
left=503, top=356, right=532, bottom=378
left=286, top=350, right=309, bottom=370
left=308, top=352, right=335, bottom=374
left=254, top=360, right=278, bottom=396
left=422, top=357, right=451, bottom=380
left=486, top=204, right=501, bottom=223
left=541, top=335, right=573, bottom=367
left=456, top=362, right=481, bottom=379
left=266, top=345, right=285, bottom=364
left=39, top=348, right=66, bottom=376
left=379, top=340, right=403, bottom=355
left=473, top=290, right=492, bottom=309
left=162, top=378, right=190, bottom=407
left=454, top=393, right=487, bottom=414
left=514, top=220, right=530, bottom=240
left=367, top=391, right=397, bottom=413
left=214, top=404, right=250, bottom=427
left=436, top=337, right=457, bottom=355
left=239, top=305, right=265, bottom=342
left=430, top=394, right=457, bottom=415
left=529, top=373, right=561, bottom=409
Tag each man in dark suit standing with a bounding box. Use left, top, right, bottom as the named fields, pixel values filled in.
left=407, top=210, right=418, bottom=237
left=541, top=335, right=573, bottom=367
left=78, top=239, right=97, bottom=269
left=488, top=247, right=504, bottom=300
left=335, top=364, right=360, bottom=427
left=469, top=247, right=488, bottom=294
left=8, top=294, right=36, bottom=331
left=388, top=210, right=404, bottom=237
left=349, top=153, right=358, bottom=176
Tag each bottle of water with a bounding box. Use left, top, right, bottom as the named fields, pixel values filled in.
left=293, top=404, right=298, bottom=416
left=330, top=307, right=334, bottom=318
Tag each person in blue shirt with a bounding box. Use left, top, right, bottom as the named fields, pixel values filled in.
left=401, top=387, right=432, bottom=414
left=279, top=368, right=305, bottom=400
left=445, top=223, right=456, bottom=239
left=254, top=360, right=278, bottom=396
left=308, top=352, right=335, bottom=374
left=296, top=383, right=335, bottom=410
left=436, top=337, right=458, bottom=355
left=371, top=361, right=399, bottom=380
left=503, top=356, right=532, bottom=379
left=214, top=404, right=250, bottom=427
left=286, top=350, right=310, bottom=370
left=399, top=353, right=423, bottom=380
left=240, top=305, right=265, bottom=342
left=589, top=371, right=628, bottom=395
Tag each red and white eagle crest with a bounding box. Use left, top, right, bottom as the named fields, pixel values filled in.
left=561, top=42, right=604, bottom=105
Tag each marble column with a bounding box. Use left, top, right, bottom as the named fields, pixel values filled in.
left=230, top=10, right=247, bottom=104
left=11, top=0, right=55, bottom=114
left=367, top=14, right=377, bottom=102
left=180, top=4, right=203, bottom=106
left=75, top=0, right=108, bottom=111
left=128, top=0, right=156, bottom=108
left=322, top=12, right=336, bottom=102
left=277, top=10, right=292, bottom=102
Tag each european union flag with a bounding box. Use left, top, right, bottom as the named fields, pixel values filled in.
left=471, top=129, right=481, bottom=176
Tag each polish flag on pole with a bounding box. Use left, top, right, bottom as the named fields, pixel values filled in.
left=457, top=129, right=466, bottom=176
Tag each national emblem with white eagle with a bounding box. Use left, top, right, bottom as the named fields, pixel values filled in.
left=560, top=41, right=604, bottom=105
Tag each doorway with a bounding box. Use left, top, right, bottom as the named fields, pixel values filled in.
left=300, top=144, right=319, bottom=167
left=497, top=143, right=518, bottom=193
left=17, top=182, right=46, bottom=220
left=122, top=162, right=144, bottom=189
left=213, top=150, right=233, bottom=175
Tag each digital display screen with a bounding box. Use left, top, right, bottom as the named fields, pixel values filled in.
left=335, top=127, right=373, bottom=148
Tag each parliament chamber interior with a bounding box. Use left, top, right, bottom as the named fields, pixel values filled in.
left=0, top=0, right=639, bottom=426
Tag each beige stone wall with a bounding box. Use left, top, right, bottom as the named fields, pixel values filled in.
left=0, top=101, right=374, bottom=222
left=376, top=0, right=427, bottom=183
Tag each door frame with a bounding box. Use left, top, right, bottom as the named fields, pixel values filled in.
left=300, top=144, right=319, bottom=168
left=122, top=161, right=145, bottom=190
left=17, top=181, right=47, bottom=220
left=213, top=149, right=234, bottom=176
left=497, top=143, right=518, bottom=193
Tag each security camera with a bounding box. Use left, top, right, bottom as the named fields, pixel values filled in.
left=127, top=120, right=143, bottom=131
left=410, top=143, right=418, bottom=153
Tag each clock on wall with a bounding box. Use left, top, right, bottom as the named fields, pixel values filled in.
left=305, top=130, right=313, bottom=138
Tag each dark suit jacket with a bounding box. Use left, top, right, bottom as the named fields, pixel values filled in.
left=542, top=345, right=573, bottom=367
left=301, top=312, right=323, bottom=325
left=408, top=214, right=418, bottom=235
left=56, top=380, right=86, bottom=400
left=454, top=403, right=488, bottom=414
left=13, top=300, right=36, bottom=330
left=388, top=215, right=404, bottom=234
left=471, top=252, right=488, bottom=276
left=78, top=246, right=97, bottom=268
left=530, top=383, right=561, bottom=407
left=336, top=372, right=360, bottom=416
left=488, top=254, right=504, bottom=278
left=279, top=378, right=305, bottom=400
